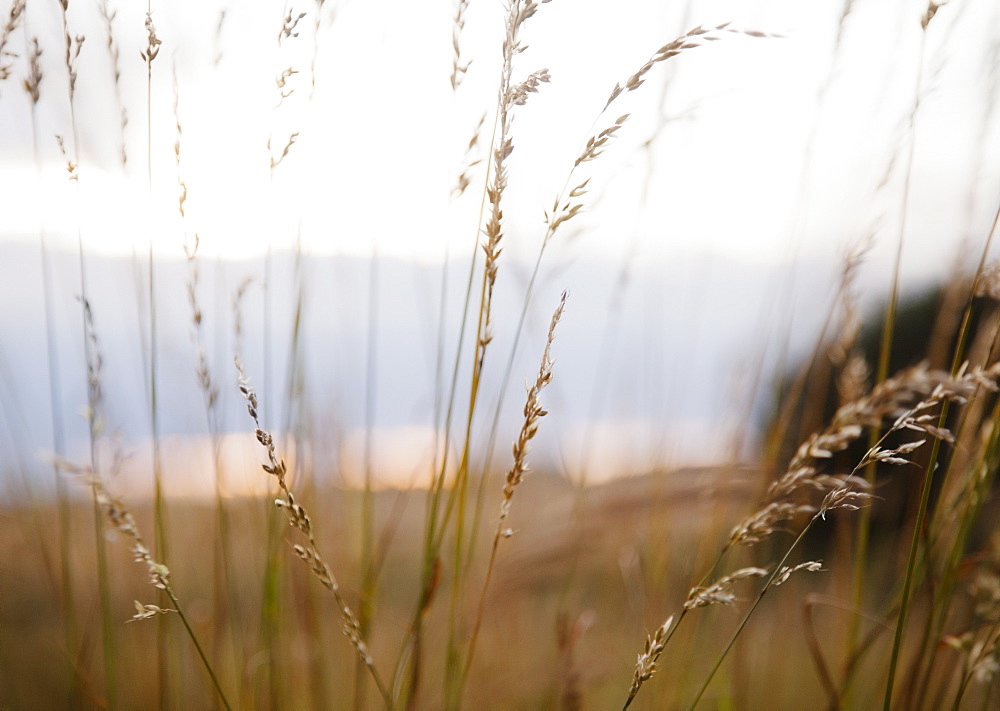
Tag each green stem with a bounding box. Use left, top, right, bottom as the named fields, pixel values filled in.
left=689, top=520, right=817, bottom=709
left=163, top=587, right=233, bottom=711
left=865, top=21, right=929, bottom=709
left=882, top=431, right=942, bottom=711
left=356, top=245, right=380, bottom=709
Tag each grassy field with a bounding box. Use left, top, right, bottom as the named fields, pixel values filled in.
left=2, top=0, right=1000, bottom=709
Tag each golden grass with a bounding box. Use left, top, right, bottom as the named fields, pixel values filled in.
left=4, top=0, right=1000, bottom=709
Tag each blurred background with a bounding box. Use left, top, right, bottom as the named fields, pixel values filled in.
left=4, top=1, right=1000, bottom=709
left=0, top=0, right=998, bottom=489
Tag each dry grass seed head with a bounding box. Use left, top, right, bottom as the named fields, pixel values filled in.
left=549, top=24, right=772, bottom=248
left=479, top=1, right=553, bottom=355
left=127, top=600, right=176, bottom=623
left=0, top=0, right=24, bottom=81
left=763, top=364, right=1000, bottom=541
left=54, top=457, right=173, bottom=598
left=603, top=23, right=777, bottom=110
left=453, top=112, right=486, bottom=197
left=23, top=37, right=43, bottom=103
left=141, top=12, right=161, bottom=64
left=921, top=1, right=947, bottom=30
left=684, top=567, right=769, bottom=609
left=450, top=0, right=471, bottom=90
left=771, top=561, right=824, bottom=587
left=499, top=290, right=567, bottom=524
left=626, top=616, right=674, bottom=703
left=280, top=10, right=307, bottom=44
left=98, top=0, right=128, bottom=165
left=234, top=357, right=386, bottom=681
left=731, top=363, right=989, bottom=547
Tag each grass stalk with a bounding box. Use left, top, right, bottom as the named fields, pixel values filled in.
left=356, top=243, right=380, bottom=709
left=402, top=107, right=497, bottom=706
left=58, top=459, right=233, bottom=711
left=23, top=26, right=82, bottom=703
left=138, top=9, right=174, bottom=708
left=457, top=291, right=566, bottom=704
left=183, top=209, right=244, bottom=697
left=900, top=198, right=1000, bottom=709
left=687, top=522, right=818, bottom=709
left=235, top=356, right=394, bottom=709
left=403, top=4, right=551, bottom=703
left=52, top=3, right=122, bottom=703
left=886, top=199, right=1000, bottom=710
left=849, top=12, right=930, bottom=696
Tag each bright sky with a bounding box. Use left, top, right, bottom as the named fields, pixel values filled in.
left=2, top=0, right=996, bottom=270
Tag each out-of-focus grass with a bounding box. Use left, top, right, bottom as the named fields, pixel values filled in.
left=2, top=467, right=762, bottom=709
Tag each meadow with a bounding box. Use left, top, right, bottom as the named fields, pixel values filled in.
left=2, top=0, right=1000, bottom=709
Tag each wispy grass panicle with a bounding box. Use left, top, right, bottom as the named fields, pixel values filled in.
left=55, top=458, right=233, bottom=711
left=683, top=567, right=770, bottom=610
left=307, top=1, right=329, bottom=97
left=703, top=365, right=1000, bottom=707
left=139, top=7, right=173, bottom=703
left=478, top=19, right=775, bottom=540
left=21, top=15, right=80, bottom=702
left=478, top=0, right=552, bottom=354
left=497, top=289, right=566, bottom=523
left=79, top=297, right=104, bottom=435
left=831, top=240, right=872, bottom=406
left=23, top=36, right=42, bottom=103
left=141, top=11, right=162, bottom=65
left=98, top=0, right=128, bottom=166
left=0, top=0, right=23, bottom=82
left=269, top=7, right=306, bottom=172
left=234, top=356, right=394, bottom=709
left=460, top=290, right=567, bottom=699
left=75, top=293, right=119, bottom=708
left=405, top=1, right=554, bottom=705
left=623, top=617, right=673, bottom=710
left=729, top=363, right=973, bottom=548
left=546, top=23, right=775, bottom=247
left=450, top=0, right=471, bottom=91
left=604, top=23, right=776, bottom=110
left=452, top=111, right=486, bottom=198
left=279, top=9, right=307, bottom=45
left=621, top=360, right=1000, bottom=709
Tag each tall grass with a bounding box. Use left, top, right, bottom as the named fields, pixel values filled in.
left=3, top=0, right=1000, bottom=709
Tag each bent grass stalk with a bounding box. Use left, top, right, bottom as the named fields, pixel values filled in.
left=21, top=25, right=82, bottom=702
left=137, top=8, right=175, bottom=706
left=458, top=290, right=567, bottom=704
left=53, top=2, right=123, bottom=701
left=234, top=356, right=394, bottom=709
left=852, top=6, right=931, bottom=693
